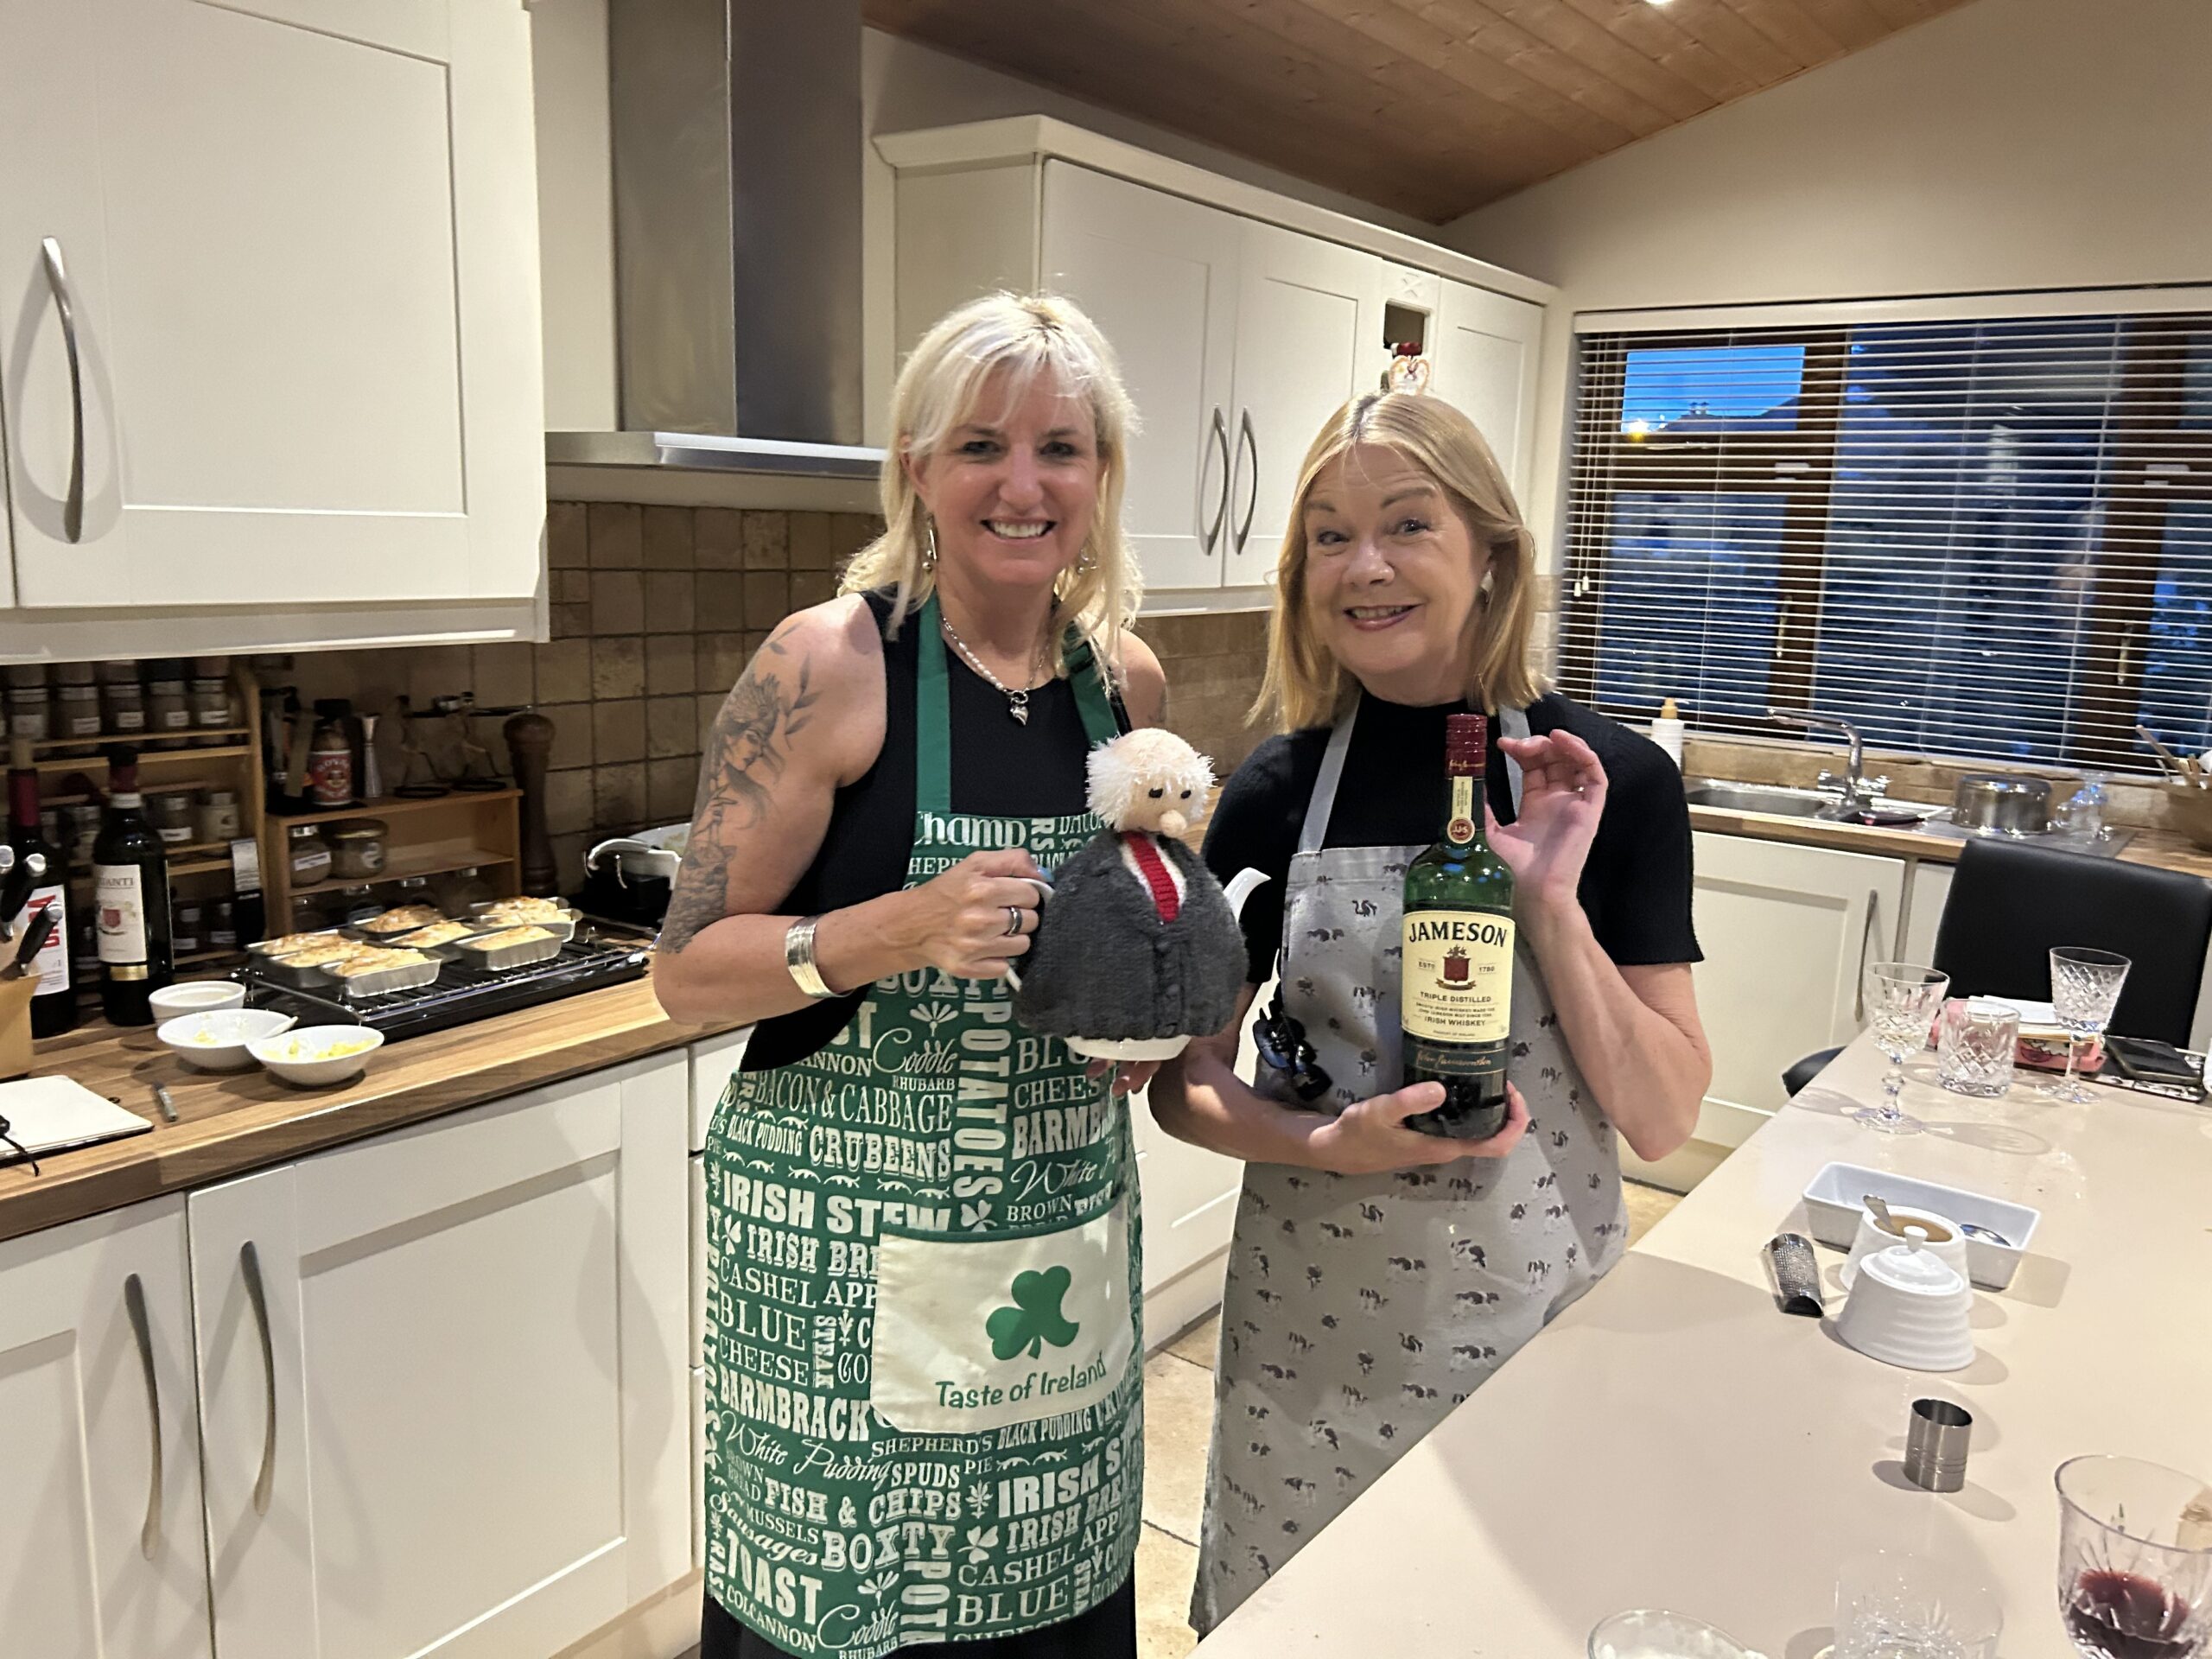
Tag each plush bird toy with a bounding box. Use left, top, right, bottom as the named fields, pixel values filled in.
left=1013, top=728, right=1257, bottom=1060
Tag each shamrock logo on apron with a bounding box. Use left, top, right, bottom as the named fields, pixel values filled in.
left=987, top=1265, right=1082, bottom=1360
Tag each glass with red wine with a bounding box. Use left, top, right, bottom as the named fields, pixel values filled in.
left=2057, top=1457, right=2212, bottom=1659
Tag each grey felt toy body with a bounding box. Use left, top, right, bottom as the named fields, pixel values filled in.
left=1014, top=832, right=1248, bottom=1044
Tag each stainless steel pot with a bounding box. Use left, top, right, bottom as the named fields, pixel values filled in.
left=1952, top=772, right=2052, bottom=836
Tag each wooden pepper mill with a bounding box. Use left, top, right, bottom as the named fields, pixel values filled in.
left=503, top=709, right=558, bottom=897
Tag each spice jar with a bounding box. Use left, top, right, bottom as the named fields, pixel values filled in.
left=146, top=789, right=198, bottom=846
left=5, top=664, right=49, bottom=742
left=173, top=902, right=203, bottom=957
left=55, top=682, right=101, bottom=747
left=99, top=661, right=146, bottom=734
left=328, top=817, right=389, bottom=880
left=144, top=660, right=191, bottom=734
left=288, top=823, right=332, bottom=887
left=207, top=899, right=238, bottom=951
left=338, top=885, right=382, bottom=926
left=191, top=675, right=231, bottom=730
left=59, top=803, right=99, bottom=869
left=196, top=788, right=243, bottom=843
left=434, top=865, right=495, bottom=915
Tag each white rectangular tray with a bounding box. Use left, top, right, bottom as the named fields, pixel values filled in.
left=1802, top=1161, right=2041, bottom=1291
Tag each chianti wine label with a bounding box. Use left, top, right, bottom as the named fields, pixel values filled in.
left=1401, top=909, right=1515, bottom=1044
left=94, top=864, right=149, bottom=963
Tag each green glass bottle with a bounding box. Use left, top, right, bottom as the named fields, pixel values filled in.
left=1400, top=712, right=1515, bottom=1138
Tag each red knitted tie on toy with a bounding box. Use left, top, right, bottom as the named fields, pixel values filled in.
left=1125, top=833, right=1180, bottom=923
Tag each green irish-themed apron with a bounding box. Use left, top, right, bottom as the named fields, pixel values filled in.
left=703, top=596, right=1143, bottom=1657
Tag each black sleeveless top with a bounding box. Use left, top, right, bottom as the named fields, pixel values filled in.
left=741, top=589, right=1126, bottom=1071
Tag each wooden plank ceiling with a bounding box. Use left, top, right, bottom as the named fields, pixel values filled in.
left=866, top=0, right=1974, bottom=224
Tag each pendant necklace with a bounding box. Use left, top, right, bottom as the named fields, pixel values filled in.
left=940, top=616, right=1049, bottom=725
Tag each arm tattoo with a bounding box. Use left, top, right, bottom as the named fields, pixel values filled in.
left=658, top=632, right=822, bottom=956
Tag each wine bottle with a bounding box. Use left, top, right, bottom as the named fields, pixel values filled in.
left=92, top=747, right=174, bottom=1027
left=8, top=736, right=76, bottom=1036
left=1399, top=712, right=1515, bottom=1139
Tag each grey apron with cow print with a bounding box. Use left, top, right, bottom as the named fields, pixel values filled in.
left=1190, top=703, right=1630, bottom=1635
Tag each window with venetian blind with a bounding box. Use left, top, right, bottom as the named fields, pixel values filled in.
left=1553, top=296, right=2212, bottom=774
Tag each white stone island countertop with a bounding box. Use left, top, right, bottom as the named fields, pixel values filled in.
left=1195, top=1035, right=2212, bottom=1658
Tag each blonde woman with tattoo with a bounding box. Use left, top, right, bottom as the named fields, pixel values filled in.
left=653, top=293, right=1164, bottom=1659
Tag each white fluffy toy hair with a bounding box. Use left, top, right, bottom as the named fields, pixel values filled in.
left=1085, top=728, right=1217, bottom=830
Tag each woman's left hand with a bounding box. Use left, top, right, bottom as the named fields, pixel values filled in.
left=1489, top=730, right=1607, bottom=918
left=1087, top=1058, right=1162, bottom=1097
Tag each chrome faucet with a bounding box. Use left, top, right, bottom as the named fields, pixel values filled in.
left=1768, top=709, right=1886, bottom=810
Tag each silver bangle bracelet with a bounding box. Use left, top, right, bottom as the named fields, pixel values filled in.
left=784, top=914, right=836, bottom=1000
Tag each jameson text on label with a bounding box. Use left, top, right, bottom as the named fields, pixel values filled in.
left=1401, top=908, right=1515, bottom=1044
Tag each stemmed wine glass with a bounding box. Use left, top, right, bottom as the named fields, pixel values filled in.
left=2046, top=947, right=2132, bottom=1104
left=2056, top=1455, right=2212, bottom=1658
left=1859, top=963, right=1951, bottom=1135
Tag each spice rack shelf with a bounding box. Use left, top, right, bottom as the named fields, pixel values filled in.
left=273, top=787, right=521, bottom=829
left=263, top=780, right=522, bottom=935
left=34, top=743, right=253, bottom=777
left=19, top=664, right=266, bottom=1025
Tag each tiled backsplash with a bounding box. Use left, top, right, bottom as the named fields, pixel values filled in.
left=272, top=503, right=1271, bottom=892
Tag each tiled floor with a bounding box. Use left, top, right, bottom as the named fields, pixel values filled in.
left=685, top=1181, right=1684, bottom=1659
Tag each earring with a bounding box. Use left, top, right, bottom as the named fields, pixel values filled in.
left=1076, top=541, right=1098, bottom=575
left=921, top=519, right=938, bottom=572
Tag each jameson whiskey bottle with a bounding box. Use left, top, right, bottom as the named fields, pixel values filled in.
left=1400, top=713, right=1515, bottom=1138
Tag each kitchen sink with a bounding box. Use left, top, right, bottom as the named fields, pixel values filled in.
left=1683, top=779, right=1945, bottom=824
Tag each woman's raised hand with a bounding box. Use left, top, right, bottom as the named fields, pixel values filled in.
left=893, top=849, right=1047, bottom=979
left=1489, top=729, right=1608, bottom=917
left=1307, top=1080, right=1530, bottom=1174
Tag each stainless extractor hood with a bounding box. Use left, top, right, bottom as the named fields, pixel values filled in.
left=544, top=0, right=884, bottom=483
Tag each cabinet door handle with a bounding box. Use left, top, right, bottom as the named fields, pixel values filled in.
left=1853, top=888, right=1878, bottom=1023
left=1232, top=410, right=1259, bottom=559
left=1199, top=407, right=1230, bottom=555
left=122, top=1274, right=162, bottom=1560
left=38, top=238, right=86, bottom=544
left=240, top=1241, right=277, bottom=1516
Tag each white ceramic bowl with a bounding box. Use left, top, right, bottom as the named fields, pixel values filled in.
left=149, top=980, right=247, bottom=1020
left=249, top=1024, right=385, bottom=1087
left=1840, top=1205, right=1970, bottom=1290
left=1833, top=1244, right=1975, bottom=1371
left=1802, top=1161, right=2039, bottom=1290
left=156, top=1008, right=296, bottom=1071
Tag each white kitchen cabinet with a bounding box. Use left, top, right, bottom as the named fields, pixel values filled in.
left=1901, top=857, right=1954, bottom=967
left=1430, top=279, right=1544, bottom=505
left=1040, top=164, right=1242, bottom=593
left=1221, top=220, right=1383, bottom=588
left=883, top=118, right=1552, bottom=608
left=188, top=1052, right=690, bottom=1659
left=1624, top=834, right=1905, bottom=1190
left=0, top=0, right=543, bottom=616
left=0, top=1195, right=212, bottom=1659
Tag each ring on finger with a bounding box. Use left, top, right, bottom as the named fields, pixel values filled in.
left=1002, top=906, right=1023, bottom=937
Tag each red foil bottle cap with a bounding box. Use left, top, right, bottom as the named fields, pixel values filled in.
left=1445, top=712, right=1486, bottom=775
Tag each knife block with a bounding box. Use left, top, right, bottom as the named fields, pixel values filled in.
left=0, top=977, right=38, bottom=1079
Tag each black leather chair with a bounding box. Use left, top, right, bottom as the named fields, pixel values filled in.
left=1781, top=838, right=2212, bottom=1096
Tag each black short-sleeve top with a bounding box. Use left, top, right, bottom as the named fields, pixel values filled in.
left=1199, top=691, right=1702, bottom=985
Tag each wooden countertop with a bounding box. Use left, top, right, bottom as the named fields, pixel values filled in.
left=0, top=978, right=737, bottom=1245
left=1197, top=1036, right=2212, bottom=1657
left=1688, top=802, right=2212, bottom=880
